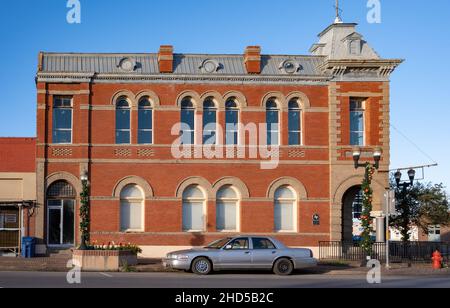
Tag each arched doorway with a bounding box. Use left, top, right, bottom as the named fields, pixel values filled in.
left=342, top=186, right=363, bottom=242
left=47, top=181, right=76, bottom=247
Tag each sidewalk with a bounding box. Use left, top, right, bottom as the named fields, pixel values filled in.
left=1, top=257, right=449, bottom=276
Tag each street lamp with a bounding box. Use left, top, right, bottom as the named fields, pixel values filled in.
left=353, top=148, right=382, bottom=170
left=79, top=170, right=90, bottom=251
left=394, top=169, right=416, bottom=189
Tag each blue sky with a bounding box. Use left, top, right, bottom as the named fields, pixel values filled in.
left=0, top=0, right=449, bottom=189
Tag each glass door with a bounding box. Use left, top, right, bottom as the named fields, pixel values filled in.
left=48, top=200, right=75, bottom=246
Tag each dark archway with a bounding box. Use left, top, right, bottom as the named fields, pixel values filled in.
left=342, top=185, right=363, bottom=242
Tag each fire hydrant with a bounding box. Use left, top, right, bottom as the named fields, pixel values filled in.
left=432, top=250, right=443, bottom=270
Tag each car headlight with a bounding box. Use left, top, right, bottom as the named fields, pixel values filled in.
left=175, top=255, right=189, bottom=261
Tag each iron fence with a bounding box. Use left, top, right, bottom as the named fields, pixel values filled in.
left=319, top=241, right=449, bottom=264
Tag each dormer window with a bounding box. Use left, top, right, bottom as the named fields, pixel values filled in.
left=349, top=40, right=361, bottom=55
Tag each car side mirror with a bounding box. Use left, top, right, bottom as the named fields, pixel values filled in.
left=225, top=245, right=232, bottom=250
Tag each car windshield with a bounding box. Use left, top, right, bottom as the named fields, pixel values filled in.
left=205, top=238, right=232, bottom=249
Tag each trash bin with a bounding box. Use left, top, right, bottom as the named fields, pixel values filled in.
left=21, top=237, right=36, bottom=258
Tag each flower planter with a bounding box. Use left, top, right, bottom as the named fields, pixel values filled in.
left=72, top=250, right=138, bottom=272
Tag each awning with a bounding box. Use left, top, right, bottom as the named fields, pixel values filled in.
left=0, top=201, right=36, bottom=208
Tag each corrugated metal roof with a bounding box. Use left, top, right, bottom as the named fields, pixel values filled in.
left=41, top=53, right=325, bottom=76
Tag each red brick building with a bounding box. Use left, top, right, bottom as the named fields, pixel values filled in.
left=33, top=21, right=402, bottom=257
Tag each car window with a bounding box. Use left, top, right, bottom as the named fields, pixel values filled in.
left=227, top=238, right=249, bottom=250
left=252, top=238, right=276, bottom=250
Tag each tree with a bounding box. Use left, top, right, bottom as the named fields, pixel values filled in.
left=390, top=182, right=450, bottom=243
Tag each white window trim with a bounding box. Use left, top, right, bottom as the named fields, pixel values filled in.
left=350, top=99, right=366, bottom=147
left=225, top=104, right=241, bottom=146
left=266, top=108, right=281, bottom=147
left=116, top=102, right=132, bottom=145
left=181, top=104, right=197, bottom=146
left=53, top=97, right=73, bottom=145
left=288, top=105, right=303, bottom=147
left=216, top=196, right=240, bottom=233
left=120, top=187, right=145, bottom=233
left=274, top=187, right=298, bottom=233
left=182, top=189, right=207, bottom=233
left=138, top=104, right=154, bottom=145
left=203, top=105, right=218, bottom=146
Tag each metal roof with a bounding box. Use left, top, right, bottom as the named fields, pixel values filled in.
left=40, top=53, right=326, bottom=76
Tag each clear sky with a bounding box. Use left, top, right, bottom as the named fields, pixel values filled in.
left=0, top=0, right=449, bottom=189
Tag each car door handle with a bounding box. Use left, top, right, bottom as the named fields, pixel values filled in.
left=245, top=251, right=251, bottom=254
left=272, top=251, right=277, bottom=254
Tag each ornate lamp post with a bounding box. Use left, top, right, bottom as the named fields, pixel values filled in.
left=79, top=170, right=90, bottom=250
left=394, top=169, right=416, bottom=190
left=352, top=148, right=382, bottom=257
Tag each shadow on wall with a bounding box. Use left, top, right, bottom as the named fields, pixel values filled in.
left=442, top=229, right=450, bottom=242
left=190, top=233, right=205, bottom=247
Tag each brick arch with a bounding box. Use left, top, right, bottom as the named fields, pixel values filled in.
left=285, top=91, right=311, bottom=111
left=332, top=175, right=385, bottom=205
left=111, top=90, right=136, bottom=108
left=267, top=177, right=308, bottom=201
left=212, top=177, right=250, bottom=199
left=222, top=91, right=248, bottom=109
left=261, top=91, right=285, bottom=109
left=175, top=176, right=213, bottom=199
left=45, top=172, right=82, bottom=197
left=113, top=176, right=154, bottom=199
left=200, top=91, right=223, bottom=110
left=135, top=90, right=161, bottom=109
left=176, top=90, right=202, bottom=109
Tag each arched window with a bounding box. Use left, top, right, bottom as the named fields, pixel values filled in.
left=225, top=98, right=239, bottom=146
left=180, top=97, right=195, bottom=145
left=52, top=97, right=73, bottom=144
left=203, top=98, right=217, bottom=145
left=216, top=185, right=239, bottom=232
left=288, top=99, right=302, bottom=146
left=138, top=97, right=153, bottom=144
left=120, top=184, right=144, bottom=232
left=274, top=186, right=297, bottom=232
left=116, top=97, right=131, bottom=144
left=182, top=185, right=205, bottom=232
left=266, top=98, right=280, bottom=146
left=47, top=181, right=76, bottom=246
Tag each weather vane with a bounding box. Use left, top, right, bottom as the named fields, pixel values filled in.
left=334, top=0, right=343, bottom=23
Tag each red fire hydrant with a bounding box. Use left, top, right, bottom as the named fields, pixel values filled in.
left=432, top=250, right=443, bottom=270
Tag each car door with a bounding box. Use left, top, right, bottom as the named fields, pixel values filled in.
left=217, top=237, right=252, bottom=269
left=250, top=237, right=279, bottom=269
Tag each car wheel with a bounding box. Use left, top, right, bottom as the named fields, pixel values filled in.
left=192, top=257, right=212, bottom=275
left=273, top=258, right=294, bottom=276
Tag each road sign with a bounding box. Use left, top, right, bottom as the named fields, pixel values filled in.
left=384, top=190, right=397, bottom=216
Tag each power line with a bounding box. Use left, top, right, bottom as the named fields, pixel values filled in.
left=390, top=124, right=438, bottom=165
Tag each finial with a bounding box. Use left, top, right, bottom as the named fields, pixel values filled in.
left=334, top=0, right=343, bottom=23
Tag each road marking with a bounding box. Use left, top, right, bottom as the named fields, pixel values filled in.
left=99, top=272, right=113, bottom=278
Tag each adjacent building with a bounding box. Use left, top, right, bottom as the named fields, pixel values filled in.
left=33, top=20, right=402, bottom=257
left=0, top=138, right=36, bottom=255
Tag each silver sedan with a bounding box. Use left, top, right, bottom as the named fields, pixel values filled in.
left=163, top=236, right=317, bottom=275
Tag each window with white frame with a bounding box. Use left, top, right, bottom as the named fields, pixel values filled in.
left=428, top=225, right=441, bottom=242
left=225, top=98, right=239, bottom=146
left=53, top=97, right=73, bottom=144
left=180, top=97, right=195, bottom=145
left=266, top=98, right=280, bottom=146
left=120, top=184, right=144, bottom=232
left=138, top=97, right=153, bottom=144
left=350, top=98, right=365, bottom=146
left=216, top=185, right=239, bottom=232
left=203, top=97, right=217, bottom=145
left=116, top=97, right=131, bottom=144
left=274, top=186, right=297, bottom=232
left=182, top=185, right=205, bottom=232
left=288, top=98, right=302, bottom=146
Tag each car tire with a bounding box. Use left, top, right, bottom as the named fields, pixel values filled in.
left=192, top=257, right=212, bottom=275
left=273, top=258, right=294, bottom=276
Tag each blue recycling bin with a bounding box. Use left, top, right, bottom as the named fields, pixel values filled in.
left=21, top=237, right=36, bottom=258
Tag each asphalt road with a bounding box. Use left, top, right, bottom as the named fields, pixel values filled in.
left=0, top=271, right=449, bottom=288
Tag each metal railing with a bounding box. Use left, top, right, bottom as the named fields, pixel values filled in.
left=319, top=241, right=449, bottom=264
